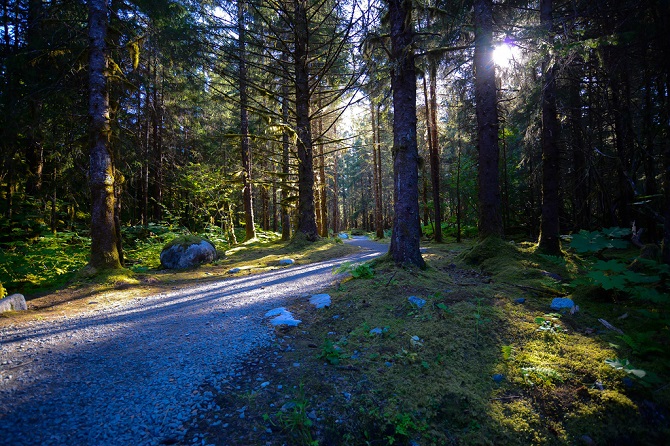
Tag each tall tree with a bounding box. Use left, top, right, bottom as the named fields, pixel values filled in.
left=427, top=59, right=442, bottom=242
left=537, top=0, right=561, bottom=254
left=387, top=0, right=425, bottom=267
left=473, top=0, right=502, bottom=239
left=87, top=0, right=121, bottom=270
left=293, top=0, right=319, bottom=240
left=238, top=0, right=256, bottom=241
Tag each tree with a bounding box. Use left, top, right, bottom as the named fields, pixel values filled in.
left=238, top=0, right=256, bottom=241
left=87, top=0, right=121, bottom=270
left=387, top=0, right=425, bottom=267
left=473, top=0, right=502, bottom=239
left=537, top=0, right=561, bottom=254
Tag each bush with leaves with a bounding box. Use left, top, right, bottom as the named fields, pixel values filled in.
left=569, top=227, right=669, bottom=303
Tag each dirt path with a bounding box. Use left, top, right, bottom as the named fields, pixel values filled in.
left=0, top=237, right=386, bottom=446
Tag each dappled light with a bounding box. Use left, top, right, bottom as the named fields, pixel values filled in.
left=2, top=0, right=669, bottom=443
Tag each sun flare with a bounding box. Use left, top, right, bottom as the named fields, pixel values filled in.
left=492, top=43, right=520, bottom=68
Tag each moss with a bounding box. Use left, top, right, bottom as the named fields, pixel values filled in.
left=163, top=235, right=214, bottom=251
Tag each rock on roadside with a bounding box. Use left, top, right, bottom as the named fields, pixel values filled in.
left=0, top=293, right=27, bottom=313
left=160, top=236, right=217, bottom=269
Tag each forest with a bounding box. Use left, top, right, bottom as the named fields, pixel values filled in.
left=1, top=0, right=669, bottom=279
left=2, top=0, right=670, bottom=444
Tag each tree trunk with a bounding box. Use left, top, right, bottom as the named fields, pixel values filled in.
left=473, top=0, right=503, bottom=239
left=428, top=59, right=442, bottom=242
left=318, top=123, right=328, bottom=238
left=25, top=0, right=43, bottom=198
left=387, top=0, right=425, bottom=267
left=238, top=0, right=256, bottom=241
left=294, top=0, right=318, bottom=241
left=538, top=0, right=561, bottom=255
left=371, top=101, right=384, bottom=238
left=568, top=74, right=589, bottom=231
left=333, top=152, right=339, bottom=234
left=88, top=0, right=121, bottom=270
left=281, top=66, right=292, bottom=241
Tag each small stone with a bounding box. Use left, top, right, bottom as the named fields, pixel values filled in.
left=227, top=267, right=241, bottom=274
left=492, top=374, right=504, bottom=383
left=385, top=362, right=393, bottom=367
left=343, top=392, right=352, bottom=400
left=369, top=327, right=383, bottom=335
left=580, top=435, right=595, bottom=445
left=550, top=297, right=575, bottom=311
left=278, top=258, right=295, bottom=266
left=408, top=296, right=426, bottom=308
left=338, top=233, right=349, bottom=239
left=309, top=294, right=331, bottom=309
left=514, top=298, right=526, bottom=304
left=260, top=381, right=270, bottom=388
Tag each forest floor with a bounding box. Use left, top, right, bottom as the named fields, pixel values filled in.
left=2, top=235, right=669, bottom=445
left=181, top=238, right=670, bottom=446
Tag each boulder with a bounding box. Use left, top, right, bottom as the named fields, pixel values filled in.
left=0, top=294, right=27, bottom=313
left=160, top=236, right=217, bottom=269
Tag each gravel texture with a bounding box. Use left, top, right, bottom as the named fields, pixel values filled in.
left=0, top=237, right=385, bottom=446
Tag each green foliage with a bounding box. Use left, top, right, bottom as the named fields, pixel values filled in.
left=0, top=230, right=89, bottom=294
left=616, top=332, right=665, bottom=356
left=604, top=358, right=646, bottom=379
left=276, top=384, right=317, bottom=446
left=569, top=227, right=630, bottom=253
left=0, top=283, right=6, bottom=299
left=569, top=227, right=668, bottom=303
left=535, top=314, right=565, bottom=334
left=521, top=366, right=563, bottom=386
left=318, top=338, right=343, bottom=365
left=334, top=261, right=375, bottom=279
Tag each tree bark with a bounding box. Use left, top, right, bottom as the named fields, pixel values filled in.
left=294, top=0, right=319, bottom=241
left=538, top=0, right=561, bottom=254
left=238, top=0, right=256, bottom=241
left=473, top=0, right=503, bottom=239
left=371, top=101, right=384, bottom=239
left=88, top=0, right=121, bottom=270
left=387, top=0, right=425, bottom=267
left=281, top=84, right=292, bottom=241
left=428, top=59, right=442, bottom=242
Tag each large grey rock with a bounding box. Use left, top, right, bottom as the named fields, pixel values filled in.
left=0, top=294, right=27, bottom=313
left=160, top=237, right=217, bottom=269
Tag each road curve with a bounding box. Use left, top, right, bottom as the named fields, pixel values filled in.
left=0, top=237, right=386, bottom=446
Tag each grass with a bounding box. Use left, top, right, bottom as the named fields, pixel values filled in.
left=183, top=239, right=670, bottom=445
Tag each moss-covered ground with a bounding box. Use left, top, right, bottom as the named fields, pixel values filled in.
left=185, top=237, right=670, bottom=445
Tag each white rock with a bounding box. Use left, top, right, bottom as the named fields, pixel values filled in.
left=309, top=294, right=331, bottom=309
left=278, top=258, right=295, bottom=266
left=265, top=307, right=301, bottom=326
left=0, top=294, right=27, bottom=313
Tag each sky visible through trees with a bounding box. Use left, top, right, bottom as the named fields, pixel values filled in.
left=1, top=0, right=669, bottom=268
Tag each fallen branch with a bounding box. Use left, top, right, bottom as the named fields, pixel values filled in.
left=598, top=318, right=624, bottom=334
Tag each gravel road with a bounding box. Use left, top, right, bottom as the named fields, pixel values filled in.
left=0, top=237, right=386, bottom=446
